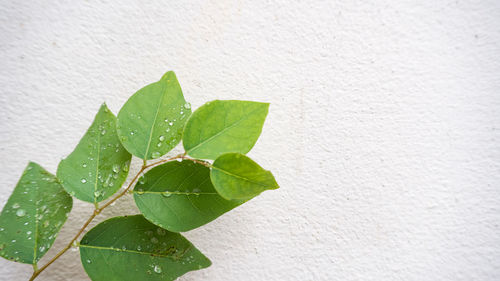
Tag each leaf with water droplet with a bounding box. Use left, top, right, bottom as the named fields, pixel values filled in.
left=0, top=162, right=72, bottom=264
left=133, top=161, right=244, bottom=232
left=79, top=215, right=211, bottom=281
left=183, top=100, right=269, bottom=159
left=57, top=104, right=132, bottom=203
left=211, top=153, right=279, bottom=200
left=117, top=71, right=192, bottom=160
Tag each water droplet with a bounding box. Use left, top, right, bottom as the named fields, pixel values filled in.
left=0, top=228, right=4, bottom=231
left=82, top=163, right=87, bottom=168
left=157, top=142, right=162, bottom=147
left=16, top=209, right=26, bottom=217
left=43, top=221, right=49, bottom=228
left=81, top=178, right=87, bottom=184
left=123, top=161, right=130, bottom=172
left=12, top=240, right=16, bottom=243
left=154, top=265, right=162, bottom=273
left=39, top=246, right=46, bottom=252
left=184, top=102, right=191, bottom=109
left=130, top=131, right=135, bottom=136
left=12, top=203, right=20, bottom=209
left=150, top=237, right=159, bottom=244
left=162, top=192, right=172, bottom=198
left=94, top=191, right=101, bottom=198
left=159, top=135, right=165, bottom=141
left=152, top=152, right=161, bottom=159
left=157, top=228, right=166, bottom=236
left=137, top=245, right=142, bottom=251
left=86, top=259, right=92, bottom=264
left=27, top=231, right=32, bottom=235
left=168, top=122, right=173, bottom=126
left=101, top=129, right=106, bottom=135
left=112, top=164, right=120, bottom=173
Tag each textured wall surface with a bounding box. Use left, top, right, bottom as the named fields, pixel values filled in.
left=1, top=1, right=499, bottom=280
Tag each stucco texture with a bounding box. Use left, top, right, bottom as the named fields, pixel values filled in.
left=1, top=1, right=499, bottom=280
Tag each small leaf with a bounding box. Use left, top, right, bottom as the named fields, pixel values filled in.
left=134, top=161, right=244, bottom=232
left=183, top=100, right=269, bottom=159
left=117, top=71, right=191, bottom=160
left=57, top=104, right=132, bottom=204
left=79, top=215, right=211, bottom=281
left=0, top=162, right=72, bottom=264
left=210, top=153, right=279, bottom=200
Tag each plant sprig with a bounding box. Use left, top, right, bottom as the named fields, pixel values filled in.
left=0, top=71, right=279, bottom=281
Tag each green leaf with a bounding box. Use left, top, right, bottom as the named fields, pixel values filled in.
left=57, top=104, right=132, bottom=204
left=117, top=71, right=191, bottom=160
left=183, top=100, right=269, bottom=159
left=210, top=153, right=279, bottom=200
left=133, top=161, right=244, bottom=232
left=79, top=215, right=211, bottom=281
left=0, top=162, right=72, bottom=264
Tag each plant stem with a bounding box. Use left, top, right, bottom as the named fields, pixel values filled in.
left=29, top=154, right=185, bottom=281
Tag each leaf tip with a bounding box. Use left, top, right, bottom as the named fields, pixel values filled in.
left=161, top=70, right=177, bottom=81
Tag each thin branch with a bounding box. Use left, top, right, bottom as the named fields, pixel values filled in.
left=28, top=154, right=185, bottom=281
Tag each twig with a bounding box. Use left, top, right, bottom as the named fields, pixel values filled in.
left=29, top=154, right=185, bottom=281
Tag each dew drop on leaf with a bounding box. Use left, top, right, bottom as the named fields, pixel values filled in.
left=154, top=265, right=162, bottom=273
left=159, top=135, right=165, bottom=142
left=16, top=209, right=26, bottom=217
left=81, top=178, right=87, bottom=183
left=184, top=102, right=191, bottom=109
left=112, top=164, right=120, bottom=173
left=152, top=152, right=161, bottom=159
left=12, top=203, right=20, bottom=209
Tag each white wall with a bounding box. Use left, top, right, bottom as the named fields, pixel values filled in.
left=1, top=1, right=499, bottom=280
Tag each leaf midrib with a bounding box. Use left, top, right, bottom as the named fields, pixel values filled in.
left=79, top=244, right=178, bottom=259
left=187, top=106, right=264, bottom=155
left=132, top=191, right=217, bottom=195
left=144, top=82, right=167, bottom=159
left=212, top=166, right=274, bottom=189
left=93, top=132, right=101, bottom=204
left=32, top=181, right=39, bottom=264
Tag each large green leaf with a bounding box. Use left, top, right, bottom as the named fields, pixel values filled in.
left=79, top=215, right=211, bottom=281
left=183, top=100, right=269, bottom=160
left=57, top=104, right=132, bottom=204
left=133, top=161, right=244, bottom=232
left=210, top=153, right=279, bottom=200
left=117, top=71, right=191, bottom=160
left=0, top=162, right=72, bottom=264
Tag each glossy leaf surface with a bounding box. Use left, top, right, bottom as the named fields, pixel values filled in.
left=183, top=100, right=269, bottom=159
left=79, top=215, right=211, bottom=281
left=134, top=161, right=243, bottom=232
left=0, top=162, right=72, bottom=264
left=117, top=71, right=191, bottom=160
left=57, top=104, right=132, bottom=203
left=211, top=153, right=279, bottom=200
